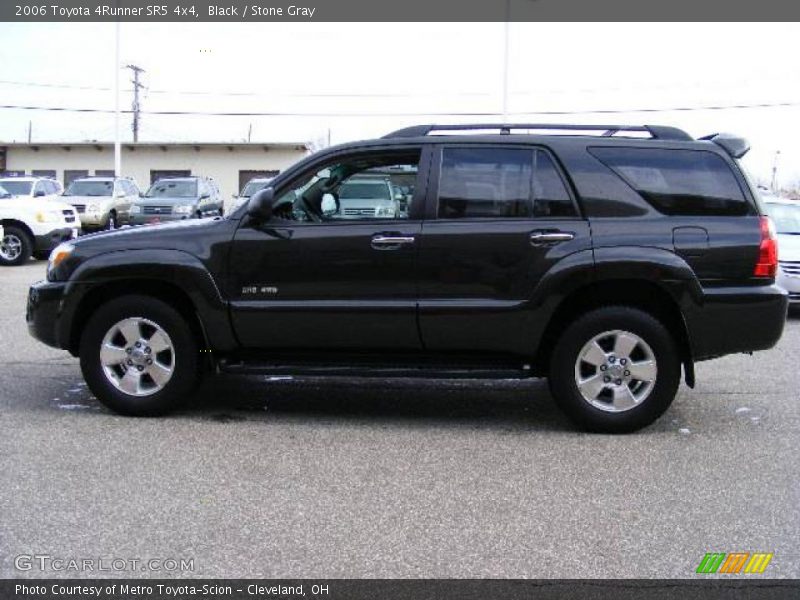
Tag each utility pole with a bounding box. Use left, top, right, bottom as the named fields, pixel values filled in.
left=771, top=150, right=781, bottom=193
left=27, top=121, right=32, bottom=143
left=126, top=64, right=145, bottom=142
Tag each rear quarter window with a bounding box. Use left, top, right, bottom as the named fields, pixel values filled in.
left=589, top=147, right=751, bottom=216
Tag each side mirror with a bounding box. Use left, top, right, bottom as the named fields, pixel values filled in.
left=34, top=190, right=46, bottom=197
left=247, top=187, right=275, bottom=220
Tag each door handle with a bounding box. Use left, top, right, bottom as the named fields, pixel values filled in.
left=371, top=234, right=416, bottom=250
left=529, top=230, right=575, bottom=246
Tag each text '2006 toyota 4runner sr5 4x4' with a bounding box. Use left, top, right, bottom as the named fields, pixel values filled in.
left=27, top=124, right=788, bottom=432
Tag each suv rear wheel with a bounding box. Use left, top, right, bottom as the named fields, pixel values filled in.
left=79, top=295, right=200, bottom=416
left=549, top=306, right=680, bottom=433
left=0, top=225, right=33, bottom=266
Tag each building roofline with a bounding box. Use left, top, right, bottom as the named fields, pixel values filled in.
left=0, top=141, right=309, bottom=150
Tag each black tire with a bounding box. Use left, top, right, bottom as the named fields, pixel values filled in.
left=32, top=250, right=50, bottom=261
left=549, top=306, right=680, bottom=433
left=106, top=212, right=117, bottom=230
left=0, top=225, right=33, bottom=266
left=79, top=295, right=200, bottom=416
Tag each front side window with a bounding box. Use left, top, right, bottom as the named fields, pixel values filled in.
left=271, top=151, right=420, bottom=222
left=590, top=147, right=750, bottom=216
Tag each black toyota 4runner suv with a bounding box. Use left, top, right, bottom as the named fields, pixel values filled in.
left=27, top=124, right=788, bottom=432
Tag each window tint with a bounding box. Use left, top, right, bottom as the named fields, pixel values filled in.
left=438, top=148, right=532, bottom=218
left=590, top=147, right=749, bottom=216
left=532, top=151, right=576, bottom=217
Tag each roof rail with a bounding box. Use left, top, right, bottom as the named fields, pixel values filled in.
left=382, top=123, right=693, bottom=141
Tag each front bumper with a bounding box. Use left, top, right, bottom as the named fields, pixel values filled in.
left=27, top=279, right=68, bottom=350
left=776, top=268, right=800, bottom=304
left=33, top=227, right=80, bottom=255
left=686, top=283, right=789, bottom=361
left=129, top=214, right=192, bottom=226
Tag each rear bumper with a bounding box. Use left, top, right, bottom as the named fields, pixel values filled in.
left=686, top=283, right=788, bottom=361
left=26, top=279, right=68, bottom=350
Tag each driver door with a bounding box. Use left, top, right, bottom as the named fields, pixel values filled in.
left=227, top=146, right=430, bottom=352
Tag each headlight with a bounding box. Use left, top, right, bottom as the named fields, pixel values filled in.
left=130, top=204, right=142, bottom=214
left=35, top=210, right=62, bottom=223
left=47, top=242, right=74, bottom=279
left=174, top=204, right=194, bottom=215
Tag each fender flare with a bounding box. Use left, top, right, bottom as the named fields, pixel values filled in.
left=58, top=248, right=237, bottom=353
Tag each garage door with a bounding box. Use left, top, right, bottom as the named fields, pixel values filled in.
left=150, top=170, right=191, bottom=184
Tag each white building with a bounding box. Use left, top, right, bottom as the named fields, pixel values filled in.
left=0, top=141, right=309, bottom=197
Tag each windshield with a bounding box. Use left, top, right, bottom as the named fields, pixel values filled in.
left=766, top=202, right=800, bottom=235
left=339, top=181, right=391, bottom=200
left=0, top=185, right=11, bottom=198
left=0, top=181, right=32, bottom=195
left=242, top=180, right=271, bottom=197
left=146, top=180, right=197, bottom=198
left=64, top=180, right=113, bottom=197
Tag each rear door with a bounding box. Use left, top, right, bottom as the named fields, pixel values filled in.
left=417, top=144, right=592, bottom=356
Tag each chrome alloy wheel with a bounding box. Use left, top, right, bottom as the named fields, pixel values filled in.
left=574, top=329, right=657, bottom=413
left=99, top=317, right=175, bottom=397
left=0, top=233, right=22, bottom=261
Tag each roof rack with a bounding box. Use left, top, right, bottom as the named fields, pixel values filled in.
left=382, top=123, right=693, bottom=142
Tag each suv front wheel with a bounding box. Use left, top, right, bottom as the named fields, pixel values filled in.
left=549, top=306, right=680, bottom=433
left=79, top=295, right=200, bottom=415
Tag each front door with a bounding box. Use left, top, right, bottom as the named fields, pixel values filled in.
left=417, top=145, right=592, bottom=356
left=228, top=147, right=429, bottom=352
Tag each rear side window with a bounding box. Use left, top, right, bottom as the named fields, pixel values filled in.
left=590, top=147, right=749, bottom=216
left=438, top=147, right=576, bottom=219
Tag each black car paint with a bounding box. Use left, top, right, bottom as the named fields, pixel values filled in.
left=28, top=134, right=788, bottom=381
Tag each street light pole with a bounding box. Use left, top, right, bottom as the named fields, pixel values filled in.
left=114, top=21, right=121, bottom=177
left=501, top=0, right=511, bottom=122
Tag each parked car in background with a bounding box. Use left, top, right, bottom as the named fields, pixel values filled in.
left=225, top=177, right=273, bottom=215
left=62, top=176, right=141, bottom=231
left=333, top=175, right=401, bottom=219
left=129, top=176, right=223, bottom=225
left=0, top=183, right=79, bottom=266
left=0, top=176, right=63, bottom=202
left=763, top=196, right=800, bottom=307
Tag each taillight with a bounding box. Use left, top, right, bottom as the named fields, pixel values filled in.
left=754, top=216, right=778, bottom=278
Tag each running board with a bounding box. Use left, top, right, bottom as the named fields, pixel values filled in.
left=218, top=359, right=534, bottom=380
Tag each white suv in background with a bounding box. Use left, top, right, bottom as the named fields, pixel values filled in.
left=62, top=176, right=141, bottom=231
left=0, top=182, right=79, bottom=266
left=0, top=176, right=63, bottom=201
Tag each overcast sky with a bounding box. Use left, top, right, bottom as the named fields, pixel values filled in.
left=1, top=22, right=799, bottom=187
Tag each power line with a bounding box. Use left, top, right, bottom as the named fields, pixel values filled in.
left=0, top=78, right=490, bottom=99
left=1, top=100, right=800, bottom=117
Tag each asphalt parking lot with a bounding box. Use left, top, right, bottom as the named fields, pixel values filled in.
left=0, top=261, right=798, bottom=579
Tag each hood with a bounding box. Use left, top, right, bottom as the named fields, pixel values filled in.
left=69, top=216, right=223, bottom=256
left=63, top=194, right=114, bottom=203
left=0, top=195, right=75, bottom=213
left=777, top=233, right=800, bottom=260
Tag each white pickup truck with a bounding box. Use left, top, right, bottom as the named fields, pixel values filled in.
left=0, top=179, right=80, bottom=266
